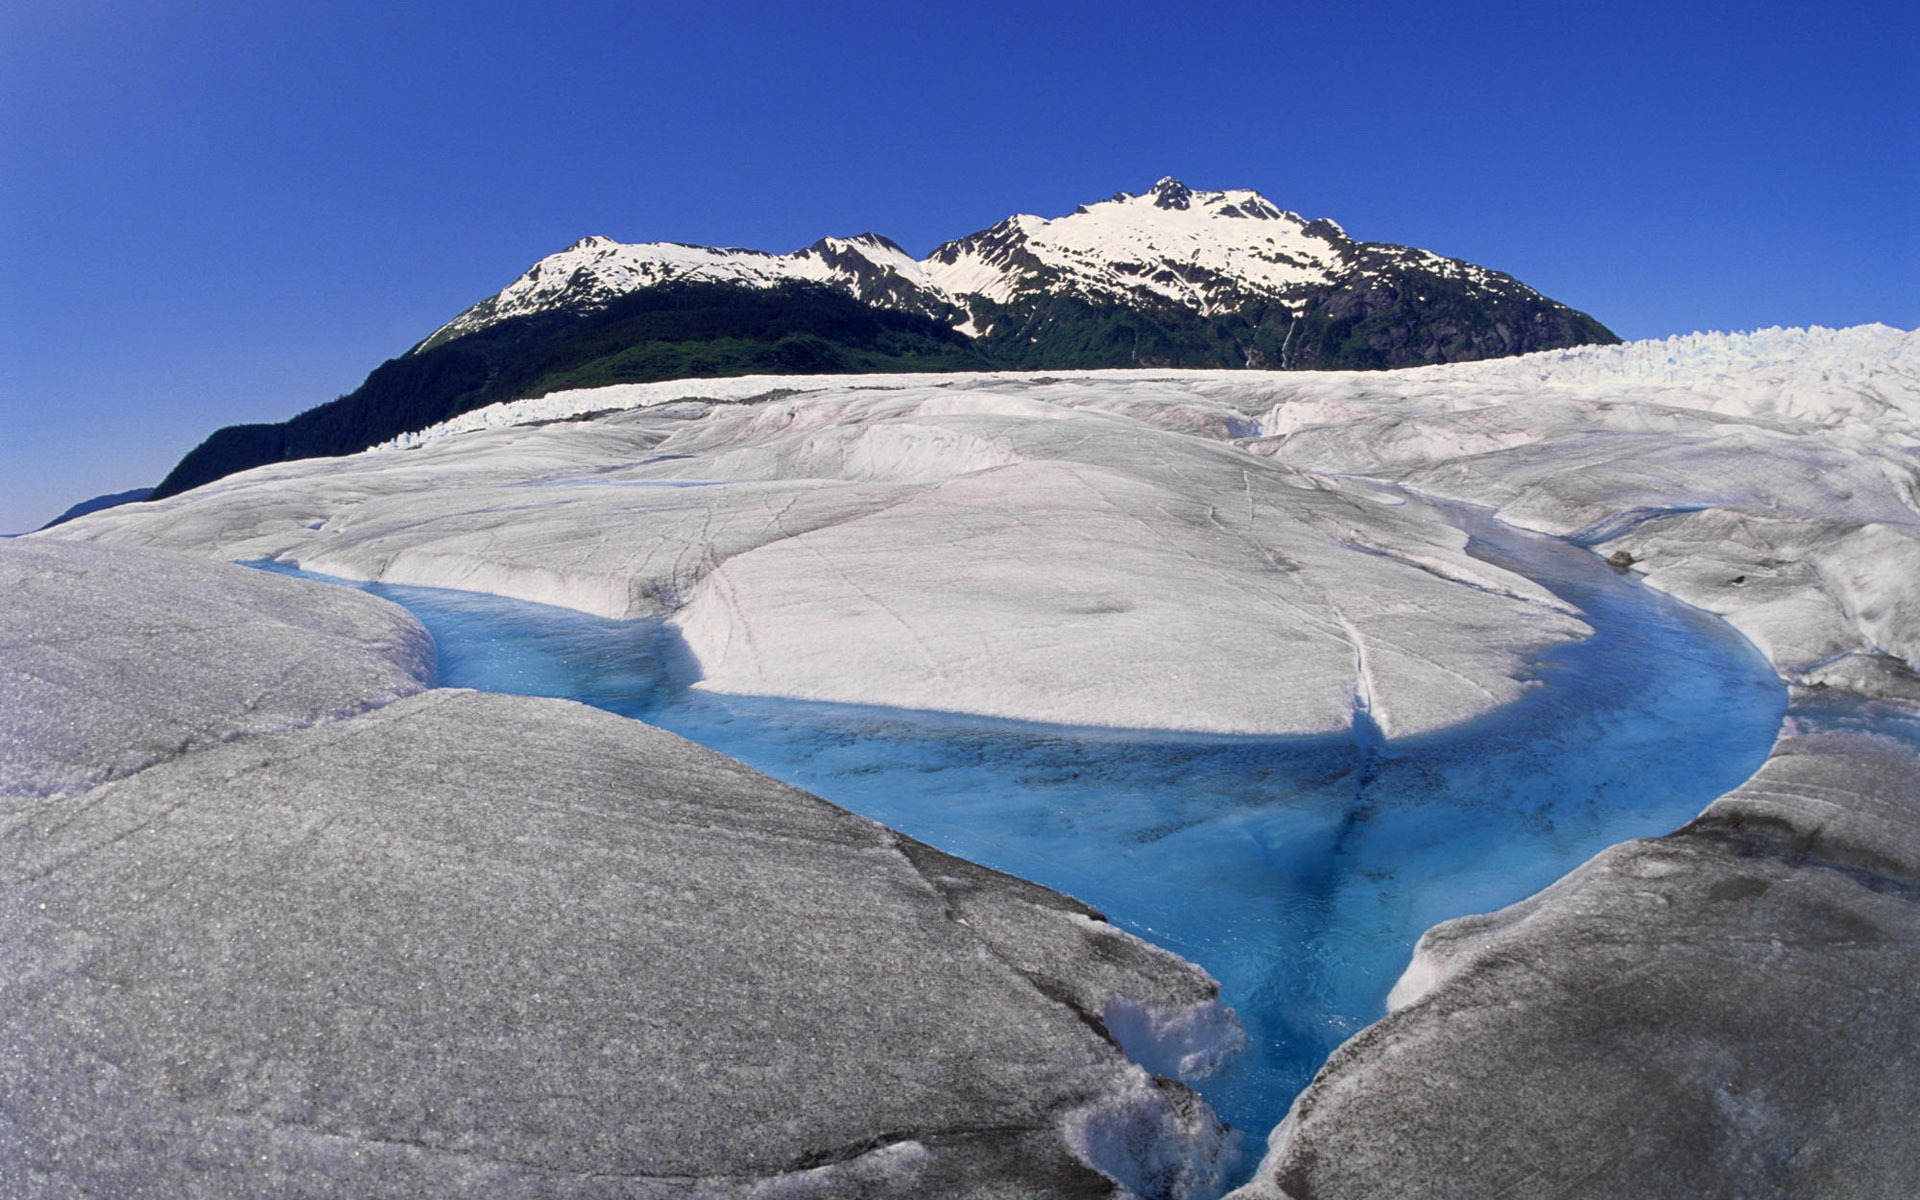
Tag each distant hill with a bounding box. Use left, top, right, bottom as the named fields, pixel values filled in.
left=37, top=487, right=156, bottom=530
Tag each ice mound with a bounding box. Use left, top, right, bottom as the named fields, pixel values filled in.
left=1235, top=325, right=1920, bottom=691
left=1232, top=722, right=1920, bottom=1198
left=297, top=537, right=1781, bottom=1151
left=2, top=536, right=1240, bottom=1196
left=0, top=538, right=433, bottom=798
left=51, top=375, right=1593, bottom=739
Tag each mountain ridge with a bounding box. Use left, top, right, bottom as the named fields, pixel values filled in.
left=417, top=177, right=1609, bottom=363
left=153, top=178, right=1617, bottom=499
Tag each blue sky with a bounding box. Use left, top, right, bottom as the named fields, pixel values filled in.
left=2, top=0, right=1915, bottom=532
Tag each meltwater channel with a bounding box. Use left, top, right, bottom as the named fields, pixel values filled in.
left=255, top=499, right=1786, bottom=1169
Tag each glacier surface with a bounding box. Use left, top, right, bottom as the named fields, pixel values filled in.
left=31, top=321, right=1920, bottom=1197
left=0, top=540, right=1237, bottom=1197
left=256, top=492, right=1785, bottom=1161
left=56, top=376, right=1598, bottom=741
left=1232, top=710, right=1920, bottom=1200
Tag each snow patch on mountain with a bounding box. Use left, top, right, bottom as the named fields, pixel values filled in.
left=419, top=234, right=928, bottom=348
left=922, top=178, right=1350, bottom=315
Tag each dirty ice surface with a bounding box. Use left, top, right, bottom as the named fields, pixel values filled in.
left=254, top=493, right=1784, bottom=1147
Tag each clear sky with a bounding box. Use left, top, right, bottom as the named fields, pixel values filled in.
left=2, top=0, right=1915, bottom=533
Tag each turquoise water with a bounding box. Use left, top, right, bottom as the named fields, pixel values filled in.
left=252, top=503, right=1787, bottom=1178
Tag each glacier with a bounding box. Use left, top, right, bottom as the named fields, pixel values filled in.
left=19, top=321, right=1920, bottom=1197
left=248, top=483, right=1787, bottom=1165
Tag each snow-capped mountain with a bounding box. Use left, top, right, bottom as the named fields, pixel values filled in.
left=153, top=179, right=1618, bottom=501
left=420, top=178, right=1614, bottom=367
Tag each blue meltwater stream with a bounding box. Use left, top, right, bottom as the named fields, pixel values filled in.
left=255, top=497, right=1787, bottom=1183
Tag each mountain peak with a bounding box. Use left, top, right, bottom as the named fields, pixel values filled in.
left=837, top=232, right=909, bottom=255
left=1149, top=177, right=1194, bottom=210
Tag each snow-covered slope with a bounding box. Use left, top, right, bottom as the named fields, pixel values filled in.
left=419, top=232, right=944, bottom=348
left=921, top=180, right=1352, bottom=315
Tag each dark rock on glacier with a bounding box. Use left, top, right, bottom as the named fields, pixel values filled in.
left=1149, top=177, right=1194, bottom=210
